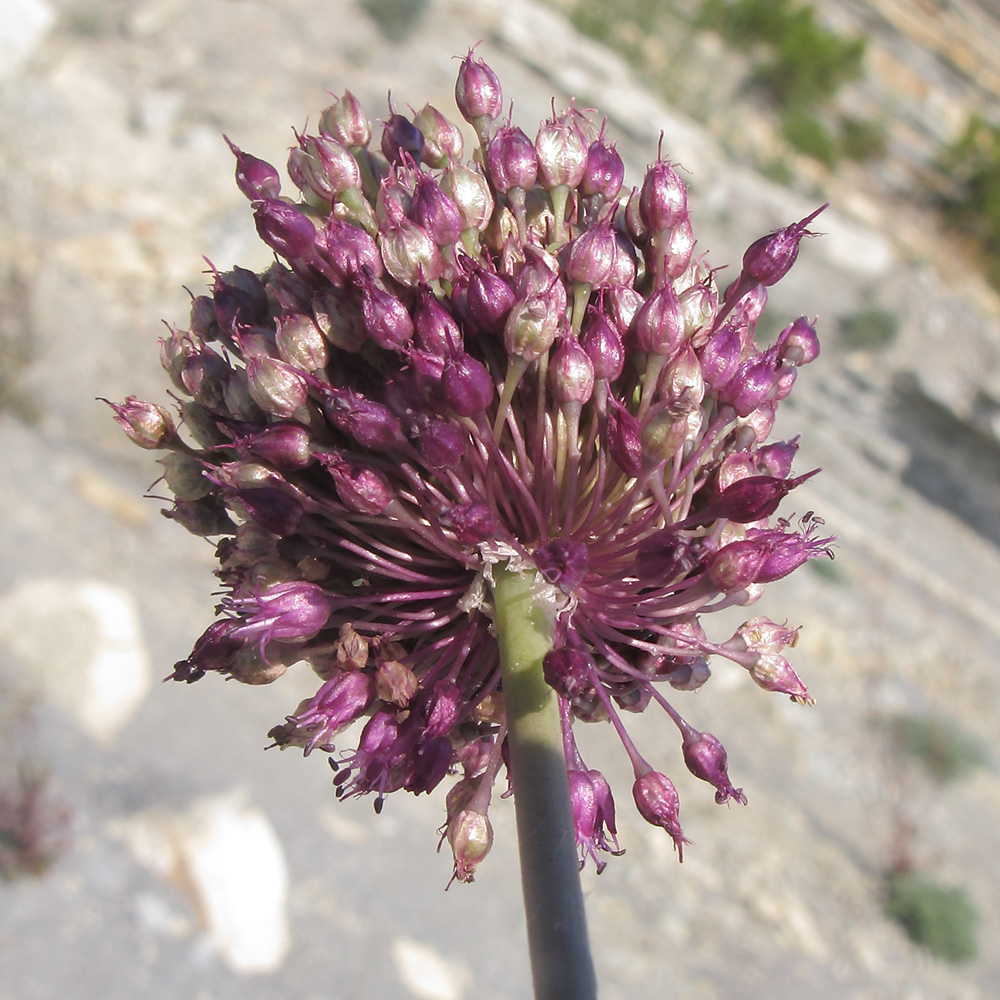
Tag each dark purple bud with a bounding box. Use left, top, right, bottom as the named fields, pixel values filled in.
left=245, top=356, right=309, bottom=418
left=748, top=519, right=834, bottom=583
left=413, top=289, right=462, bottom=355
left=639, top=160, right=687, bottom=232
left=179, top=619, right=240, bottom=679
left=412, top=103, right=464, bottom=167
left=486, top=124, right=538, bottom=193
left=103, top=396, right=176, bottom=449
left=404, top=736, right=454, bottom=795
left=318, top=452, right=394, bottom=514
left=682, top=730, right=747, bottom=805
left=715, top=469, right=819, bottom=523
left=740, top=204, right=827, bottom=286
left=535, top=117, right=587, bottom=189
left=581, top=139, right=624, bottom=201
left=232, top=422, right=313, bottom=470
left=381, top=111, right=425, bottom=166
left=414, top=419, right=466, bottom=469
left=455, top=48, right=503, bottom=125
left=441, top=501, right=499, bottom=545
left=549, top=336, right=595, bottom=405
left=319, top=217, right=383, bottom=285
left=607, top=398, right=643, bottom=476
left=224, top=135, right=281, bottom=201
left=776, top=315, right=820, bottom=366
left=320, top=91, right=372, bottom=148
left=698, top=322, right=743, bottom=391
left=237, top=485, right=304, bottom=536
left=634, top=284, right=686, bottom=359
left=253, top=199, right=317, bottom=260
left=635, top=529, right=692, bottom=584
left=359, top=281, right=415, bottom=350
left=441, top=352, right=494, bottom=416
left=466, top=265, right=516, bottom=334
left=632, top=769, right=688, bottom=860
left=410, top=174, right=463, bottom=247
left=533, top=539, right=589, bottom=592
left=542, top=647, right=594, bottom=703
left=416, top=679, right=461, bottom=739
left=581, top=309, right=625, bottom=380
left=228, top=580, right=333, bottom=649
left=565, top=221, right=618, bottom=287
left=179, top=343, right=231, bottom=410
left=318, top=384, right=406, bottom=451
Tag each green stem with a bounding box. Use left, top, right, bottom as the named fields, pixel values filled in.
left=491, top=564, right=597, bottom=1000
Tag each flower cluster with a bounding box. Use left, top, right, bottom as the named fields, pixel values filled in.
left=109, top=49, right=832, bottom=882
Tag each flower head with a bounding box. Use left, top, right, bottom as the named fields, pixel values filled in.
left=112, top=51, right=830, bottom=880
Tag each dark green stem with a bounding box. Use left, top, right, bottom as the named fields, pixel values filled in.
left=491, top=564, right=597, bottom=1000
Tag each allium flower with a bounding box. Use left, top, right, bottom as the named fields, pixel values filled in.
left=110, top=50, right=832, bottom=884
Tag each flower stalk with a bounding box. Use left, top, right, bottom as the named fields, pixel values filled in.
left=492, top=563, right=597, bottom=1000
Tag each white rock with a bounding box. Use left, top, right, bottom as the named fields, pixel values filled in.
left=111, top=792, right=290, bottom=975
left=0, top=0, right=54, bottom=78
left=0, top=577, right=152, bottom=743
left=392, top=937, right=470, bottom=1000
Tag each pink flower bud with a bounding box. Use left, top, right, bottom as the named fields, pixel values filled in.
left=412, top=103, right=465, bottom=167
left=549, top=336, right=595, bottom=405
left=318, top=452, right=394, bottom=514
left=245, top=356, right=308, bottom=418
left=740, top=204, right=827, bottom=286
left=359, top=281, right=415, bottom=350
left=776, top=315, right=821, bottom=366
left=632, top=769, right=688, bottom=859
left=634, top=285, right=686, bottom=359
left=681, top=730, right=747, bottom=805
left=320, top=90, right=372, bottom=148
left=486, top=124, right=538, bottom=193
left=253, top=199, right=317, bottom=260
left=379, top=215, right=443, bottom=286
left=581, top=309, right=625, bottom=380
left=581, top=139, right=625, bottom=201
left=409, top=174, right=463, bottom=247
left=535, top=117, right=588, bottom=190
left=441, top=162, right=494, bottom=232
left=441, top=352, right=494, bottom=416
left=380, top=111, right=425, bottom=166
left=566, top=221, right=618, bottom=287
left=103, top=396, right=176, bottom=449
left=224, top=136, right=281, bottom=201
left=455, top=48, right=503, bottom=125
left=639, top=160, right=687, bottom=232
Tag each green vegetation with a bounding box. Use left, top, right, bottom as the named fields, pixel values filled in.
left=939, top=115, right=1000, bottom=290
left=884, top=871, right=979, bottom=963
left=838, top=306, right=899, bottom=351
left=884, top=713, right=989, bottom=784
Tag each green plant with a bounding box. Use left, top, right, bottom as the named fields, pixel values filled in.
left=838, top=306, right=899, bottom=350
left=884, top=871, right=979, bottom=963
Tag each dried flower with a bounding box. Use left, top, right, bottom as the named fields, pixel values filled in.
left=112, top=51, right=831, bottom=881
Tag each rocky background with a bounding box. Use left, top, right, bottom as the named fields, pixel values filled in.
left=1, top=1, right=998, bottom=998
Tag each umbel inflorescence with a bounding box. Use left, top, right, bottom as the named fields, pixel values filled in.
left=109, top=49, right=832, bottom=882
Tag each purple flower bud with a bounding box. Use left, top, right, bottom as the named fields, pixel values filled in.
left=447, top=807, right=493, bottom=884
left=412, top=103, right=464, bottom=167
left=320, top=90, right=372, bottom=148
left=632, top=769, right=688, bottom=859
left=542, top=647, right=594, bottom=703
left=317, top=383, right=406, bottom=451
left=581, top=139, right=625, bottom=201
left=441, top=162, right=494, bottom=232
left=413, top=289, right=462, bottom=355
left=404, top=735, right=454, bottom=795
left=224, top=136, right=281, bottom=201
left=486, top=124, right=538, bottom=193
left=549, top=336, right=596, bottom=405
left=718, top=348, right=780, bottom=417
left=441, top=501, right=499, bottom=545
left=228, top=580, right=333, bottom=650
left=639, top=160, right=688, bottom=232
left=413, top=418, right=466, bottom=469
left=634, top=529, right=692, bottom=584
left=292, top=134, right=361, bottom=201
left=318, top=452, right=394, bottom=514
left=467, top=265, right=516, bottom=334
left=245, top=355, right=309, bottom=418
left=756, top=437, right=800, bottom=479
left=740, top=204, right=827, bottom=286
left=746, top=517, right=834, bottom=583
left=714, top=469, right=819, bottom=523
left=534, top=538, right=589, bottom=592
left=624, top=185, right=646, bottom=243
left=605, top=286, right=643, bottom=337
left=606, top=398, right=643, bottom=477
left=706, top=539, right=769, bottom=593
left=275, top=312, right=328, bottom=373
left=253, top=199, right=317, bottom=260
left=746, top=651, right=813, bottom=704
left=421, top=679, right=461, bottom=738
left=678, top=281, right=718, bottom=346
left=441, top=352, right=494, bottom=416
left=236, top=485, right=304, bottom=536
left=567, top=769, right=622, bottom=873
left=634, top=284, right=686, bottom=359
left=535, top=117, right=588, bottom=189
left=566, top=221, right=618, bottom=287
left=776, top=315, right=821, bottom=366
left=232, top=422, right=314, bottom=471
left=381, top=111, right=425, bottom=166
left=359, top=281, right=415, bottom=350
left=581, top=309, right=625, bottom=380
left=103, top=396, right=176, bottom=449
left=410, top=174, right=463, bottom=247
left=454, top=48, right=503, bottom=125
left=645, top=217, right=695, bottom=283
left=682, top=730, right=747, bottom=805
left=318, top=218, right=382, bottom=287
